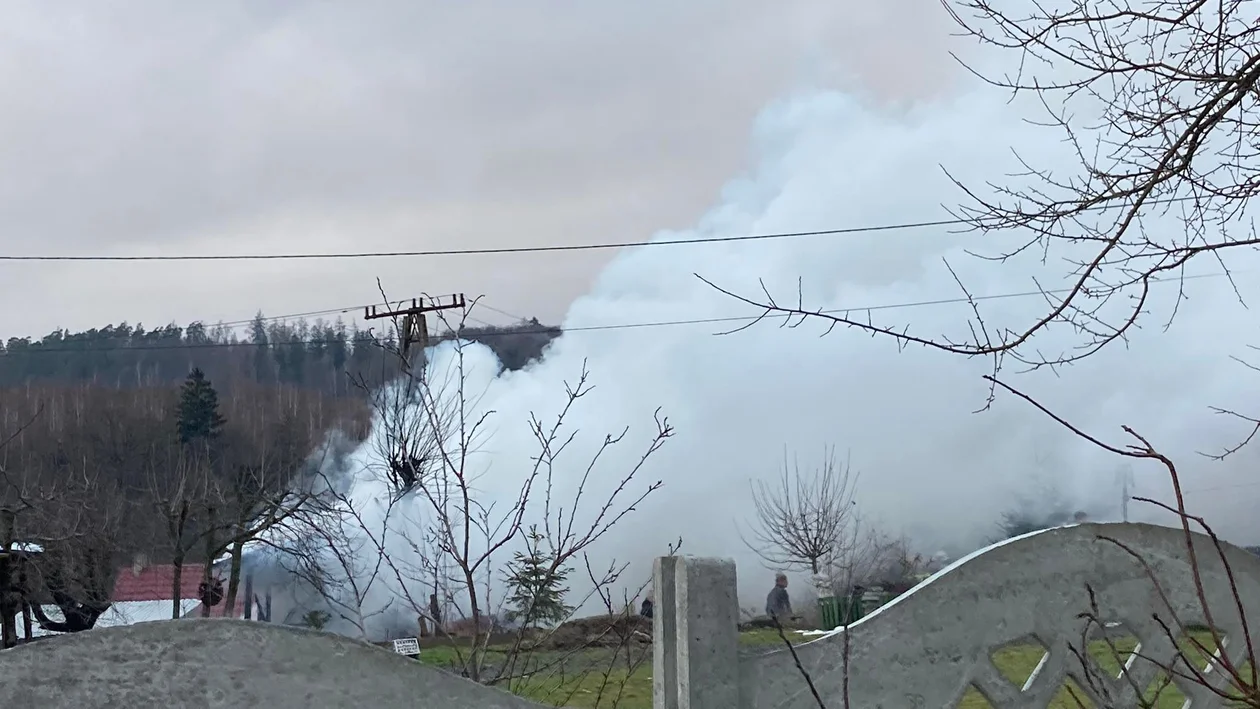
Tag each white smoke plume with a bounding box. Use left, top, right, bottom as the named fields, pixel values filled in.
left=281, top=84, right=1260, bottom=634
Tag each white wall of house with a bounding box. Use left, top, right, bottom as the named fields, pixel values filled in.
left=24, top=600, right=203, bottom=640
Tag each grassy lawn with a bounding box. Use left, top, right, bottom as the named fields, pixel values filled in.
left=416, top=628, right=1254, bottom=708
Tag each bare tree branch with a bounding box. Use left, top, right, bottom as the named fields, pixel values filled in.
left=301, top=284, right=674, bottom=694
left=703, top=1, right=1260, bottom=380
left=738, top=447, right=859, bottom=575
left=988, top=374, right=1259, bottom=704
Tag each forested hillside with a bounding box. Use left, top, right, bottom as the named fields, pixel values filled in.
left=0, top=313, right=561, bottom=393
left=0, top=311, right=562, bottom=644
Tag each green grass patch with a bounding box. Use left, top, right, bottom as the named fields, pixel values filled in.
left=417, top=629, right=1256, bottom=708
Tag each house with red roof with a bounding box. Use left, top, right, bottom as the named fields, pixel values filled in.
left=110, top=557, right=205, bottom=618
left=22, top=555, right=266, bottom=641
left=118, top=554, right=271, bottom=621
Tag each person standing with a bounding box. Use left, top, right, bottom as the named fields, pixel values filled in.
left=765, top=572, right=793, bottom=622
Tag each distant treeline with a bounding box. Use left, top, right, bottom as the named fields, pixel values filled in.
left=0, top=313, right=562, bottom=394
left=0, top=311, right=561, bottom=638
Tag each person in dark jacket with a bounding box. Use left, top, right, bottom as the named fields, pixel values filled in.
left=765, top=572, right=793, bottom=621
left=640, top=590, right=654, bottom=619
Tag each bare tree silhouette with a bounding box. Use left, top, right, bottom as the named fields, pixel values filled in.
left=704, top=1, right=1260, bottom=383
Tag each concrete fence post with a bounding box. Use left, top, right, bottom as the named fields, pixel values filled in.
left=653, top=556, right=739, bottom=709
left=652, top=556, right=679, bottom=709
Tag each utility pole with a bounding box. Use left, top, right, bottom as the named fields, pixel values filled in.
left=363, top=294, right=467, bottom=361
left=1116, top=465, right=1134, bottom=522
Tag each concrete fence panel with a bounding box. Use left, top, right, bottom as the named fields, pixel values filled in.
left=0, top=617, right=546, bottom=708
left=5, top=521, right=1258, bottom=709
left=662, top=522, right=1260, bottom=709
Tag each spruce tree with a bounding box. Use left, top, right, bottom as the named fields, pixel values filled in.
left=503, top=526, right=572, bottom=629
left=176, top=368, right=226, bottom=444
left=249, top=312, right=271, bottom=383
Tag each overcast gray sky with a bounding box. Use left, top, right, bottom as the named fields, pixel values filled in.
left=0, top=0, right=955, bottom=339
left=13, top=1, right=1258, bottom=608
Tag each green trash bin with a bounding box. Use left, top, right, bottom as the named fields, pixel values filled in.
left=859, top=589, right=894, bottom=616
left=840, top=593, right=866, bottom=624
left=817, top=596, right=840, bottom=630
left=817, top=594, right=866, bottom=629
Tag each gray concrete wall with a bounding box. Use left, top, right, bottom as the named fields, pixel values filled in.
left=0, top=618, right=545, bottom=708
left=5, top=522, right=1257, bottom=709
left=728, top=522, right=1260, bottom=708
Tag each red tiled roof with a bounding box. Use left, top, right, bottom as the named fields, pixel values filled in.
left=112, top=564, right=208, bottom=603
left=113, top=563, right=265, bottom=620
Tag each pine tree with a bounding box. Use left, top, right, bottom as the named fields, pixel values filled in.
left=176, top=368, right=226, bottom=444
left=249, top=312, right=271, bottom=383
left=503, top=526, right=572, bottom=629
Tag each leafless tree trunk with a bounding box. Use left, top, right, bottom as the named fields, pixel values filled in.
left=207, top=495, right=315, bottom=619
left=0, top=406, right=128, bottom=640
left=201, top=503, right=217, bottom=618
left=149, top=447, right=213, bottom=619
left=0, top=507, right=16, bottom=648
left=25, top=472, right=128, bottom=635
left=0, top=411, right=40, bottom=648
left=224, top=538, right=245, bottom=617
left=201, top=456, right=322, bottom=619
left=169, top=503, right=189, bottom=619
left=739, top=447, right=860, bottom=575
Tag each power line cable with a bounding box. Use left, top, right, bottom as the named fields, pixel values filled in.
left=211, top=306, right=364, bottom=329
left=0, top=270, right=1226, bottom=355
left=138, top=250, right=1240, bottom=336
left=0, top=195, right=1204, bottom=263
left=476, top=303, right=529, bottom=322
left=0, top=219, right=960, bottom=262
left=1181, top=481, right=1260, bottom=495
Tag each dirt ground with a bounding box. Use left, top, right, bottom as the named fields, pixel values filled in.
left=371, top=613, right=653, bottom=654
left=527, top=613, right=652, bottom=652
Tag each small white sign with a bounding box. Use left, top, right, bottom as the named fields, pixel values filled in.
left=392, top=637, right=421, bottom=656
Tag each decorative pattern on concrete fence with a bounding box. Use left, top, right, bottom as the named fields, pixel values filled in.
left=655, top=522, right=1260, bottom=709
left=0, top=617, right=547, bottom=708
